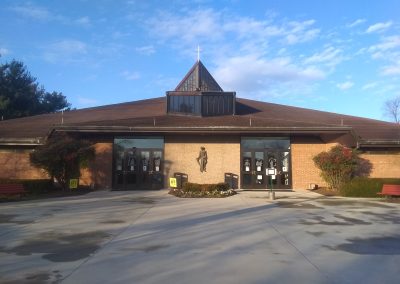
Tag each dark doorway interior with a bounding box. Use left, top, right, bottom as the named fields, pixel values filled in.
left=113, top=137, right=164, bottom=190
left=241, top=137, right=291, bottom=190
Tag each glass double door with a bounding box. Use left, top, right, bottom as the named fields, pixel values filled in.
left=114, top=149, right=163, bottom=190
left=241, top=150, right=291, bottom=189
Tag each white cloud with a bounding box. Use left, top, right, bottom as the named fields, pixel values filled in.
left=136, top=45, right=155, bottom=55
left=147, top=9, right=223, bottom=44
left=381, top=65, right=400, bottom=76
left=367, top=36, right=400, bottom=76
left=43, top=39, right=88, bottom=63
left=75, top=16, right=91, bottom=27
left=369, top=36, right=400, bottom=52
left=222, top=17, right=319, bottom=46
left=112, top=31, right=131, bottom=39
left=362, top=82, right=378, bottom=90
left=366, top=21, right=392, bottom=33
left=347, top=19, right=366, bottom=28
left=0, top=47, right=10, bottom=56
left=10, top=4, right=51, bottom=20
left=336, top=81, right=354, bottom=90
left=121, top=70, right=140, bottom=80
left=304, top=46, right=344, bottom=68
left=77, top=97, right=98, bottom=106
left=10, top=3, right=89, bottom=26
left=223, top=17, right=283, bottom=39
left=147, top=8, right=319, bottom=49
left=285, top=20, right=320, bottom=44
left=53, top=40, right=87, bottom=53
left=214, top=55, right=324, bottom=93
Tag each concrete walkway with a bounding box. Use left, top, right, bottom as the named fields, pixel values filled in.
left=1, top=190, right=400, bottom=284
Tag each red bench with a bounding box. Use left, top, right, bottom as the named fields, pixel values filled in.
left=378, top=184, right=400, bottom=197
left=0, top=184, right=27, bottom=198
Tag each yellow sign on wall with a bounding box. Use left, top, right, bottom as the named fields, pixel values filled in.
left=69, top=179, right=79, bottom=189
left=169, top=178, right=177, bottom=188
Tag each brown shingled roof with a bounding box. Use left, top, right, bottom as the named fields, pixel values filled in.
left=0, top=97, right=399, bottom=146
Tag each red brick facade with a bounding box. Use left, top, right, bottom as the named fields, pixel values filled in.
left=1, top=140, right=399, bottom=190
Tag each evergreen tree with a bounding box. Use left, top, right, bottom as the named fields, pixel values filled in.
left=0, top=59, right=70, bottom=120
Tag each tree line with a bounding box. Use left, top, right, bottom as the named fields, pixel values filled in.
left=0, top=58, right=70, bottom=120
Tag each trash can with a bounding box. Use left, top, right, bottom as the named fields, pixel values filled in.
left=231, top=174, right=238, bottom=189
left=224, top=173, right=232, bottom=189
left=174, top=172, right=188, bottom=189
left=225, top=173, right=238, bottom=189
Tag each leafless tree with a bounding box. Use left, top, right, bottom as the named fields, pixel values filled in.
left=384, top=96, right=400, bottom=123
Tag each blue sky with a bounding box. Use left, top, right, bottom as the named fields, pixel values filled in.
left=1, top=0, right=399, bottom=121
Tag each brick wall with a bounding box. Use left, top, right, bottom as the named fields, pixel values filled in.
left=2, top=138, right=399, bottom=191
left=0, top=148, right=48, bottom=179
left=292, top=140, right=400, bottom=189
left=360, top=152, right=400, bottom=178
left=80, top=143, right=113, bottom=189
left=0, top=143, right=113, bottom=189
left=291, top=137, right=338, bottom=189
left=164, top=135, right=240, bottom=185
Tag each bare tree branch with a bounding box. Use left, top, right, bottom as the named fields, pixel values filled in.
left=384, top=96, right=400, bottom=123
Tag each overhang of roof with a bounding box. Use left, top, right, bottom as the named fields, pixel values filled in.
left=358, top=139, right=400, bottom=148
left=0, top=137, right=43, bottom=146
left=0, top=97, right=399, bottom=147
left=53, top=125, right=353, bottom=135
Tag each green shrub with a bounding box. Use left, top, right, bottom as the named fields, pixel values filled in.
left=172, top=182, right=235, bottom=198
left=22, top=179, right=54, bottom=195
left=313, top=145, right=360, bottom=190
left=183, top=182, right=202, bottom=192
left=340, top=178, right=400, bottom=197
left=0, top=179, right=54, bottom=195
left=212, top=183, right=230, bottom=191
left=30, top=133, right=95, bottom=190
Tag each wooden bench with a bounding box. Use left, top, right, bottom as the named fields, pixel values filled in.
left=0, top=184, right=27, bottom=198
left=378, top=184, right=400, bottom=197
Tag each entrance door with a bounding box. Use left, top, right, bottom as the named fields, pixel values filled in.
left=114, top=148, right=163, bottom=190
left=241, top=149, right=291, bottom=189
left=265, top=150, right=291, bottom=189
left=137, top=150, right=163, bottom=190
left=241, top=151, right=266, bottom=189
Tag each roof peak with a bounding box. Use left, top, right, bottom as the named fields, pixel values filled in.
left=174, top=60, right=223, bottom=92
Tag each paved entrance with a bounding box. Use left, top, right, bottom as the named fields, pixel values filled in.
left=1, top=190, right=400, bottom=283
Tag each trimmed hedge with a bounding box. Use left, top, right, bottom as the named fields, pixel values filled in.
left=183, top=182, right=230, bottom=192
left=340, top=178, right=400, bottom=197
left=169, top=182, right=235, bottom=198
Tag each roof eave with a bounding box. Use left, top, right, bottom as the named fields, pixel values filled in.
left=0, top=138, right=43, bottom=146
left=54, top=125, right=353, bottom=135
left=358, top=140, right=400, bottom=148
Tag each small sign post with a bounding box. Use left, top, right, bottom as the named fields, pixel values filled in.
left=266, top=168, right=277, bottom=200
left=69, top=179, right=79, bottom=190
left=169, top=177, right=177, bottom=188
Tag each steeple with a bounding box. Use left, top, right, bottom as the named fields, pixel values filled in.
left=174, top=60, right=223, bottom=92
left=167, top=60, right=236, bottom=117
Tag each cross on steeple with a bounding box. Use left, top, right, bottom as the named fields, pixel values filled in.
left=197, top=45, right=201, bottom=62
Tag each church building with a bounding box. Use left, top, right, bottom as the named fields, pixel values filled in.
left=0, top=60, right=399, bottom=190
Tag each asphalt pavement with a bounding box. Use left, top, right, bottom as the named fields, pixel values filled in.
left=1, top=190, right=400, bottom=284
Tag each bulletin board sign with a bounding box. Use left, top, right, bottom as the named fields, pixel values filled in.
left=69, top=179, right=79, bottom=189
left=169, top=178, right=177, bottom=188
